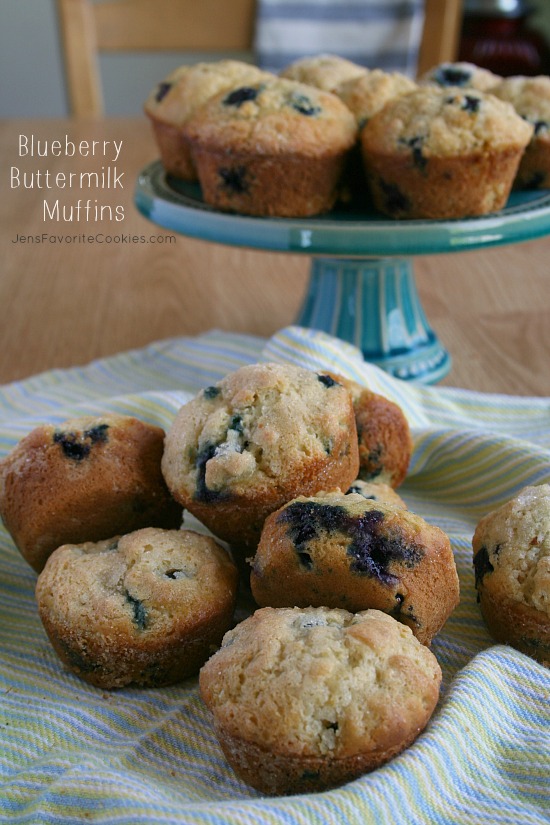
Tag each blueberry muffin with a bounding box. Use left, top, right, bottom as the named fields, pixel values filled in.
left=0, top=415, right=182, bottom=573
left=361, top=85, right=533, bottom=219
left=472, top=484, right=550, bottom=667
left=336, top=69, right=417, bottom=130
left=339, top=377, right=412, bottom=488
left=183, top=76, right=358, bottom=216
left=346, top=479, right=407, bottom=508
left=144, top=60, right=272, bottom=180
left=199, top=606, right=442, bottom=795
left=280, top=53, right=367, bottom=93
left=250, top=491, right=459, bottom=645
left=420, top=61, right=501, bottom=92
left=492, top=75, right=550, bottom=189
left=36, top=527, right=238, bottom=688
left=162, top=364, right=359, bottom=559
left=334, top=71, right=417, bottom=204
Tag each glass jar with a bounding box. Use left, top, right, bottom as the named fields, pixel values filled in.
left=458, top=0, right=550, bottom=76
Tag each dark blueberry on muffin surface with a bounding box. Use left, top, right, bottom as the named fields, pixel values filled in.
left=523, top=170, right=545, bottom=188
left=280, top=501, right=348, bottom=551
left=53, top=423, right=109, bottom=462
left=194, top=443, right=220, bottom=501
left=348, top=485, right=372, bottom=497
left=378, top=179, right=411, bottom=215
left=219, top=166, right=249, bottom=194
left=462, top=94, right=481, bottom=113
left=125, top=591, right=148, bottom=630
left=203, top=385, right=221, bottom=400
left=473, top=545, right=494, bottom=589
left=434, top=66, right=471, bottom=87
left=223, top=86, right=259, bottom=107
left=53, top=432, right=92, bottom=461
left=229, top=414, right=244, bottom=434
left=288, top=92, right=321, bottom=116
left=407, top=137, right=428, bottom=171
left=317, top=373, right=339, bottom=388
left=86, top=423, right=109, bottom=443
left=346, top=511, right=423, bottom=584
left=155, top=81, right=172, bottom=102
left=280, top=500, right=424, bottom=586
left=297, top=550, right=314, bottom=570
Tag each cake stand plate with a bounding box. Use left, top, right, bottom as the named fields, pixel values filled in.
left=135, top=160, right=550, bottom=383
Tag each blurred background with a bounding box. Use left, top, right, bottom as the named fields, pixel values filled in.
left=2, top=0, right=550, bottom=118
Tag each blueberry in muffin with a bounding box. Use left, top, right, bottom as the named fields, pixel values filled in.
left=36, top=527, right=238, bottom=688
left=250, top=490, right=459, bottom=645
left=161, top=363, right=359, bottom=560
left=472, top=483, right=550, bottom=666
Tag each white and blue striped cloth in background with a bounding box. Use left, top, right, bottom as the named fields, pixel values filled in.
left=0, top=325, right=548, bottom=824
left=254, top=0, right=425, bottom=76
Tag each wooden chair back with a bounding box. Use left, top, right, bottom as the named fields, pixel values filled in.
left=418, top=0, right=464, bottom=78
left=57, top=0, right=463, bottom=116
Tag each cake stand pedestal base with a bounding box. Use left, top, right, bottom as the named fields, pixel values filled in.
left=297, top=256, right=451, bottom=384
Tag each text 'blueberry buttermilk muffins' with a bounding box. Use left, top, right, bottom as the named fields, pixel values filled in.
left=250, top=491, right=459, bottom=645
left=161, top=363, right=359, bottom=558
left=0, top=414, right=182, bottom=573
left=182, top=76, right=358, bottom=216
left=144, top=60, right=272, bottom=180
left=361, top=84, right=534, bottom=219
left=492, top=75, right=550, bottom=189
left=279, top=53, right=367, bottom=93
left=199, top=606, right=442, bottom=795
left=419, top=61, right=502, bottom=92
left=472, top=484, right=550, bottom=667
left=36, top=527, right=238, bottom=689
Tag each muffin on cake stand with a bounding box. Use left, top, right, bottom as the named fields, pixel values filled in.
left=135, top=162, right=550, bottom=384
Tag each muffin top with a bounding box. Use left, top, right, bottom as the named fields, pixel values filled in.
left=36, top=527, right=238, bottom=637
left=336, top=69, right=417, bottom=128
left=183, top=77, right=358, bottom=157
left=362, top=85, right=534, bottom=158
left=162, top=363, right=358, bottom=501
left=200, top=606, right=442, bottom=758
left=420, top=61, right=501, bottom=92
left=143, top=60, right=271, bottom=125
left=492, top=75, right=550, bottom=138
left=0, top=413, right=162, bottom=481
left=473, top=484, right=550, bottom=617
left=280, top=53, right=367, bottom=92
left=344, top=479, right=407, bottom=508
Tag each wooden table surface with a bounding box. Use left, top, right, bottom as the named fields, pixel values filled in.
left=1, top=117, right=549, bottom=396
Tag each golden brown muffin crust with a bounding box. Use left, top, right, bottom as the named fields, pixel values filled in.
left=200, top=606, right=442, bottom=794
left=162, top=363, right=359, bottom=554
left=36, top=527, right=238, bottom=688
left=473, top=484, right=550, bottom=666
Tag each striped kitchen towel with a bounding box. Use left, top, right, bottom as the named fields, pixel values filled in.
left=0, top=326, right=548, bottom=824
left=254, top=0, right=425, bottom=75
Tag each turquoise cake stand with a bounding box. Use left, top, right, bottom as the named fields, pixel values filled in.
left=135, top=160, right=550, bottom=384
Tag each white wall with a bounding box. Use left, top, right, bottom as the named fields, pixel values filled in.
left=0, top=0, right=252, bottom=117
left=0, top=0, right=67, bottom=117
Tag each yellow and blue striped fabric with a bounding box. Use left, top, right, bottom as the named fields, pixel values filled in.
left=0, top=326, right=548, bottom=824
